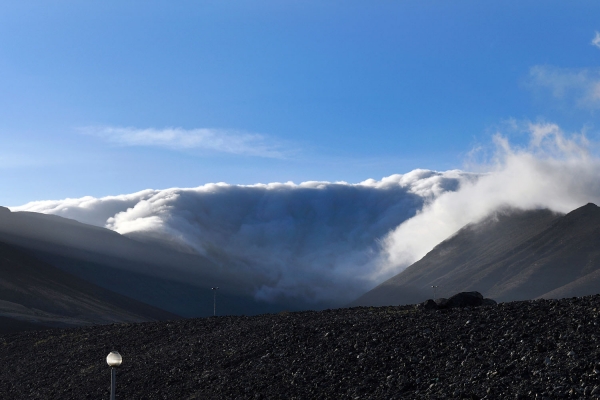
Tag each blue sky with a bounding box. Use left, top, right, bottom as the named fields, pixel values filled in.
left=2, top=1, right=600, bottom=206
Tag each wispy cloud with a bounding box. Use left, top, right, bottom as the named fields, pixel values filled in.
left=0, top=154, right=50, bottom=169
left=592, top=31, right=600, bottom=49
left=82, top=126, right=288, bottom=158
left=529, top=65, right=600, bottom=110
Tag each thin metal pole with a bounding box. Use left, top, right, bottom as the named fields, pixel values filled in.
left=110, top=368, right=116, bottom=400
left=432, top=285, right=438, bottom=300
left=211, top=286, right=219, bottom=316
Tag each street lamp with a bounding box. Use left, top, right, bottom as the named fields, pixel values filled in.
left=431, top=285, right=439, bottom=300
left=106, top=351, right=122, bottom=400
left=211, top=287, right=219, bottom=316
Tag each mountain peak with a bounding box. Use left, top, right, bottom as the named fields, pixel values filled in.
left=0, top=207, right=10, bottom=213
left=561, top=202, right=600, bottom=222
left=575, top=202, right=597, bottom=210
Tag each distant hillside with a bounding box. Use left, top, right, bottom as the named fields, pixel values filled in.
left=0, top=207, right=300, bottom=317
left=0, top=240, right=179, bottom=333
left=353, top=203, right=600, bottom=306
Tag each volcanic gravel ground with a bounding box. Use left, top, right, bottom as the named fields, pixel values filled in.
left=3, top=296, right=600, bottom=399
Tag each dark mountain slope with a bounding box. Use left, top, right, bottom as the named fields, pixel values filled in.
left=0, top=240, right=177, bottom=330
left=2, top=296, right=600, bottom=399
left=482, top=203, right=600, bottom=300
left=353, top=207, right=563, bottom=306
left=356, top=203, right=600, bottom=306
left=0, top=207, right=293, bottom=317
left=0, top=206, right=222, bottom=283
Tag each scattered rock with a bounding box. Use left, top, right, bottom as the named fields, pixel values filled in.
left=446, top=291, right=484, bottom=308
left=421, top=299, right=438, bottom=310
left=420, top=291, right=496, bottom=310
left=435, top=297, right=449, bottom=308
left=482, top=298, right=498, bottom=306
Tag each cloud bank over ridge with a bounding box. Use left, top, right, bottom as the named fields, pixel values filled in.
left=13, top=123, right=600, bottom=306
left=383, top=122, right=600, bottom=269
left=13, top=170, right=474, bottom=305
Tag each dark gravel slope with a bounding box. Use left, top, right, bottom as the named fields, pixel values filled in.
left=3, top=295, right=600, bottom=399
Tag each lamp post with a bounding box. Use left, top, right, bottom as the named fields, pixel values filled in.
left=211, top=287, right=219, bottom=316
left=431, top=285, right=439, bottom=300
left=106, top=351, right=122, bottom=400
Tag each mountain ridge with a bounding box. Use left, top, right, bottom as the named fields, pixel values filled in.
left=353, top=203, right=600, bottom=307
left=0, top=240, right=178, bottom=333
left=0, top=207, right=307, bottom=318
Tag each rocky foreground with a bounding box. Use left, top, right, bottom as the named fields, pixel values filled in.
left=2, top=295, right=600, bottom=399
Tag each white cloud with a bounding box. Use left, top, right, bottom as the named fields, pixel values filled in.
left=529, top=65, right=600, bottom=110
left=12, top=170, right=474, bottom=305
left=379, top=122, right=600, bottom=278
left=82, top=126, right=287, bottom=158
left=13, top=123, right=600, bottom=306
left=13, top=189, right=159, bottom=227
left=592, top=31, right=600, bottom=49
